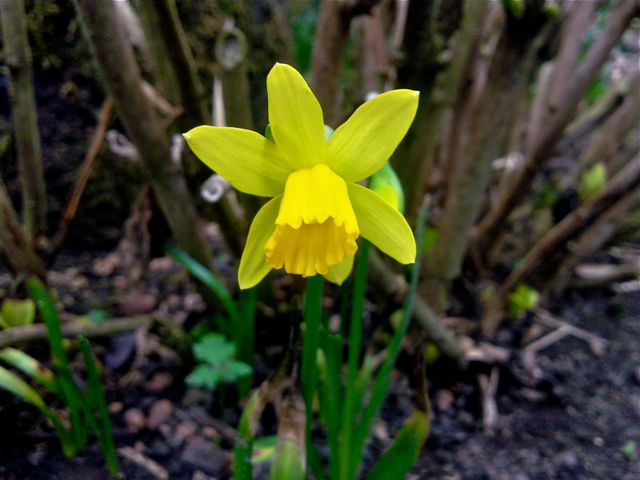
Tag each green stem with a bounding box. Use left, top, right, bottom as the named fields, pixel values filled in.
left=339, top=240, right=370, bottom=480
left=301, top=275, right=324, bottom=470
left=349, top=201, right=430, bottom=480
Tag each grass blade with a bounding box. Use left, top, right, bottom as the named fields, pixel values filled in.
left=350, top=200, right=429, bottom=479
left=0, top=364, right=76, bottom=457
left=78, top=336, right=119, bottom=477
left=0, top=347, right=60, bottom=394
left=26, top=277, right=88, bottom=449
left=363, top=410, right=429, bottom=480
left=165, top=244, right=239, bottom=323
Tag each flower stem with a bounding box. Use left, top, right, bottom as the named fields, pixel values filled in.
left=301, top=274, right=324, bottom=467
left=339, top=240, right=370, bottom=480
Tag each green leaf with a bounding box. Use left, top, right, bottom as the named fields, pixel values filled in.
left=269, top=440, right=305, bottom=480
left=220, top=360, right=252, bottom=380
left=507, top=284, right=540, bottom=319
left=252, top=435, right=277, bottom=464
left=0, top=347, right=60, bottom=393
left=0, top=364, right=76, bottom=457
left=27, top=277, right=88, bottom=450
left=421, top=227, right=438, bottom=254
left=0, top=298, right=36, bottom=329
left=579, top=162, right=607, bottom=203
left=165, top=245, right=239, bottom=323
left=364, top=410, right=429, bottom=480
left=193, top=333, right=236, bottom=364
left=185, top=365, right=222, bottom=390
left=78, top=336, right=119, bottom=476
left=265, top=124, right=275, bottom=143
left=369, top=162, right=405, bottom=213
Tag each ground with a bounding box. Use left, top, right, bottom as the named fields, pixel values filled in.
left=0, top=246, right=637, bottom=479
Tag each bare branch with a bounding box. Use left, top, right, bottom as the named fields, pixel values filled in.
left=0, top=0, right=47, bottom=241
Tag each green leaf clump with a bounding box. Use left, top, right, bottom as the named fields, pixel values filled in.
left=186, top=333, right=252, bottom=390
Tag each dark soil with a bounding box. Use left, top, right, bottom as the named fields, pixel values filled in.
left=0, top=244, right=638, bottom=480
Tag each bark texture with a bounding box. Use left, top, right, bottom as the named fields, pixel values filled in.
left=475, top=0, right=639, bottom=250
left=73, top=0, right=215, bottom=275
left=0, top=179, right=46, bottom=279
left=421, top=3, right=554, bottom=314
left=310, top=0, right=380, bottom=126
left=0, top=0, right=47, bottom=241
left=482, top=157, right=640, bottom=334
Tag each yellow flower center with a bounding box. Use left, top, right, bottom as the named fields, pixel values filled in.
left=265, top=164, right=359, bottom=277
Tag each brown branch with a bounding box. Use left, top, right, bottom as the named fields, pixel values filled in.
left=563, top=73, right=640, bottom=188
left=134, top=0, right=209, bottom=128
left=481, top=157, right=640, bottom=334
left=475, top=0, right=639, bottom=248
left=546, top=185, right=640, bottom=295
left=0, top=0, right=47, bottom=241
left=310, top=0, right=381, bottom=125
left=0, top=178, right=46, bottom=279
left=0, top=315, right=152, bottom=349
left=73, top=0, right=217, bottom=278
left=368, top=251, right=466, bottom=367
left=545, top=1, right=596, bottom=115
left=421, top=4, right=554, bottom=313
left=48, top=98, right=115, bottom=256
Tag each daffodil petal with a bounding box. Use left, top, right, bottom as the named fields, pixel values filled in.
left=324, top=255, right=354, bottom=285
left=347, top=183, right=416, bottom=264
left=184, top=126, right=291, bottom=197
left=267, top=63, right=326, bottom=169
left=327, top=90, right=419, bottom=182
left=238, top=196, right=282, bottom=289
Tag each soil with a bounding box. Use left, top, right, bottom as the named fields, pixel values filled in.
left=0, top=245, right=638, bottom=480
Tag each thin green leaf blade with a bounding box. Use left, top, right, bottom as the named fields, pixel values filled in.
left=364, top=410, right=429, bottom=480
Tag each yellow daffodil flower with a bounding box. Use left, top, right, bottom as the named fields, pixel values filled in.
left=184, top=63, right=418, bottom=289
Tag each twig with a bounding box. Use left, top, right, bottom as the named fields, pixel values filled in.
left=481, top=158, right=640, bottom=334
left=0, top=178, right=47, bottom=279
left=368, top=251, right=466, bottom=367
left=478, top=367, right=499, bottom=435
left=49, top=98, right=115, bottom=256
left=310, top=0, right=381, bottom=125
left=533, top=308, right=608, bottom=355
left=118, top=447, right=168, bottom=480
left=0, top=315, right=152, bottom=348
left=74, top=0, right=217, bottom=279
left=475, top=0, right=639, bottom=251
left=0, top=0, right=47, bottom=240
left=523, top=325, right=571, bottom=354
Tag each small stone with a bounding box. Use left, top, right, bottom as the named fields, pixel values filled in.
left=108, top=401, right=123, bottom=415
left=27, top=445, right=47, bottom=466
left=372, top=420, right=389, bottom=442
left=147, top=399, right=174, bottom=430
left=181, top=436, right=228, bottom=475
left=121, top=293, right=157, bottom=316
left=192, top=471, right=216, bottom=480
left=555, top=450, right=580, bottom=470
left=201, top=426, right=220, bottom=440
left=183, top=388, right=209, bottom=407
left=124, top=408, right=146, bottom=431
left=147, top=372, right=173, bottom=392
left=175, top=421, right=198, bottom=444
left=593, top=436, right=605, bottom=447
left=435, top=389, right=455, bottom=412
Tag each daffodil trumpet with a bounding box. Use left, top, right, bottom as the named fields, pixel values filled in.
left=184, top=63, right=419, bottom=289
